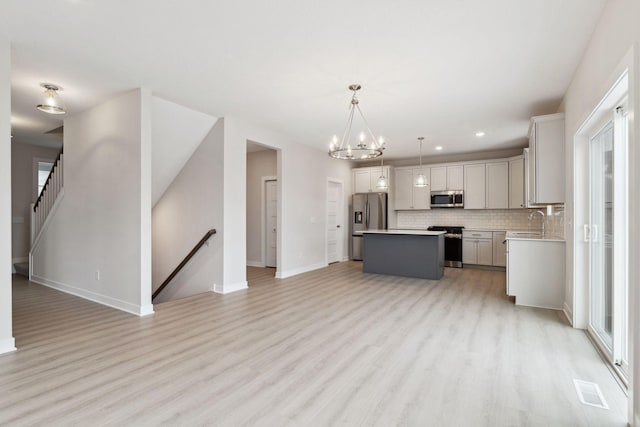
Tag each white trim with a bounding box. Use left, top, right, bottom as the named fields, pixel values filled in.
left=275, top=262, right=327, bottom=279
left=11, top=257, right=28, bottom=275
left=341, top=256, right=349, bottom=262
left=30, top=274, right=155, bottom=317
left=213, top=281, right=248, bottom=294
left=246, top=260, right=265, bottom=268
left=563, top=302, right=574, bottom=326
left=30, top=188, right=65, bottom=253
left=0, top=338, right=16, bottom=355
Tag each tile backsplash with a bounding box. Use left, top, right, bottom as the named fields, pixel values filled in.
left=396, top=207, right=564, bottom=236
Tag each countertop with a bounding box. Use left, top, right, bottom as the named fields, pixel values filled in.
left=362, top=229, right=446, bottom=236
left=505, top=231, right=565, bottom=242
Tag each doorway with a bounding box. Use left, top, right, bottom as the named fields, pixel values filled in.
left=326, top=179, right=344, bottom=264
left=577, top=71, right=630, bottom=383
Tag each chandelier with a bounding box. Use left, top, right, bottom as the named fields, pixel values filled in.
left=328, top=84, right=385, bottom=160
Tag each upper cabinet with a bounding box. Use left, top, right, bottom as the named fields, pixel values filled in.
left=394, top=167, right=430, bottom=210
left=509, top=156, right=525, bottom=209
left=430, top=165, right=463, bottom=191
left=463, top=164, right=486, bottom=209
left=485, top=162, right=509, bottom=209
left=353, top=166, right=391, bottom=193
left=528, top=113, right=565, bottom=205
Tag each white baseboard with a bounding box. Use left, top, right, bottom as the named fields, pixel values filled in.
left=341, top=256, right=349, bottom=262
left=31, top=274, right=154, bottom=317
left=246, top=260, right=265, bottom=268
left=563, top=302, right=574, bottom=327
left=213, top=281, right=248, bottom=294
left=11, top=257, right=28, bottom=274
left=0, top=337, right=16, bottom=355
left=275, top=262, right=327, bottom=279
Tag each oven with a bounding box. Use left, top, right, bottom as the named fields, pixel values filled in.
left=430, top=190, right=464, bottom=208
left=427, top=226, right=464, bottom=268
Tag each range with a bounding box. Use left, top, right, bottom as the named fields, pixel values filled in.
left=426, top=226, right=464, bottom=268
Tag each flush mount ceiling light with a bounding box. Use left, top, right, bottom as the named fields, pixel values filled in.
left=328, top=84, right=385, bottom=160
left=435, top=145, right=443, bottom=151
left=36, top=83, right=66, bottom=115
left=414, top=137, right=428, bottom=187
left=475, top=131, right=485, bottom=137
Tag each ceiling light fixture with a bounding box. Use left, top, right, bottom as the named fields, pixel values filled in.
left=435, top=145, right=443, bottom=151
left=415, top=137, right=428, bottom=187
left=328, top=84, right=385, bottom=160
left=36, top=83, right=66, bottom=115
left=475, top=131, right=485, bottom=137
left=375, top=156, right=388, bottom=190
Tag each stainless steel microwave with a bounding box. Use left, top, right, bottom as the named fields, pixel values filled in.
left=430, top=190, right=464, bottom=208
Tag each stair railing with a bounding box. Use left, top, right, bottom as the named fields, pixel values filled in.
left=152, top=229, right=217, bottom=302
left=32, top=148, right=64, bottom=241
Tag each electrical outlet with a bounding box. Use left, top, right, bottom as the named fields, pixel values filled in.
left=95, top=270, right=100, bottom=281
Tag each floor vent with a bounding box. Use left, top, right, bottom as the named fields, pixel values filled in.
left=573, top=379, right=609, bottom=409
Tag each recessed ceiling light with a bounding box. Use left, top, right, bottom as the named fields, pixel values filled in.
left=475, top=131, right=485, bottom=137
left=435, top=146, right=443, bottom=151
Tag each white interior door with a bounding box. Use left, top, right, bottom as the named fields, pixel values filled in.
left=265, top=180, right=277, bottom=268
left=326, top=180, right=343, bottom=264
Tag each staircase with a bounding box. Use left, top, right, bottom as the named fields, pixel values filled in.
left=28, top=147, right=64, bottom=277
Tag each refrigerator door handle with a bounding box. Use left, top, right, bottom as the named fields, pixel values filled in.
left=365, top=201, right=369, bottom=229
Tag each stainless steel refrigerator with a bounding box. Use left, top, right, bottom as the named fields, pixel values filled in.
left=351, top=192, right=388, bottom=260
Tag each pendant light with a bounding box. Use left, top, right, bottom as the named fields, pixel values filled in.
left=375, top=156, right=388, bottom=190
left=414, top=137, right=428, bottom=187
left=328, top=84, right=386, bottom=160
left=36, top=83, right=66, bottom=115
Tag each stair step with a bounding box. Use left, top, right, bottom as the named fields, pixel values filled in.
left=14, top=263, right=29, bottom=277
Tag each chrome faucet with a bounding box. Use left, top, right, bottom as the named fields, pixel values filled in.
left=528, top=210, right=545, bottom=236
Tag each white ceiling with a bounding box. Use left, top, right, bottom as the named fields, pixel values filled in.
left=2, top=0, right=606, bottom=158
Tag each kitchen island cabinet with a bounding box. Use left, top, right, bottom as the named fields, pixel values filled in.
left=505, top=232, right=565, bottom=309
left=362, top=230, right=445, bottom=280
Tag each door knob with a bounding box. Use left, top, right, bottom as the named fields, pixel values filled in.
left=337, top=225, right=341, bottom=228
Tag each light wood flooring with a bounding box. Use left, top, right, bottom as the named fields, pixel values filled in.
left=2, top=262, right=627, bottom=426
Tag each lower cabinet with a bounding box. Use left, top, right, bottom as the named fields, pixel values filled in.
left=492, top=232, right=507, bottom=267
left=463, top=230, right=507, bottom=267
left=462, top=231, right=493, bottom=265
left=506, top=238, right=565, bottom=309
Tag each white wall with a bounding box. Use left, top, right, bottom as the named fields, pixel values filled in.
left=152, top=120, right=224, bottom=302
left=0, top=34, right=15, bottom=354
left=246, top=149, right=277, bottom=266
left=10, top=143, right=59, bottom=261
left=151, top=96, right=217, bottom=206
left=31, top=89, right=153, bottom=316
left=560, top=0, right=640, bottom=424
left=224, top=117, right=352, bottom=281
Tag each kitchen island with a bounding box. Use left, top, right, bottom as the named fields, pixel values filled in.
left=362, top=230, right=446, bottom=280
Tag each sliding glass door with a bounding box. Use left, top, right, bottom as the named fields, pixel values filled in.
left=587, top=103, right=629, bottom=380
